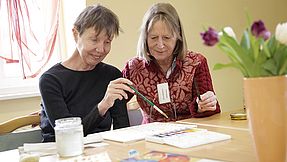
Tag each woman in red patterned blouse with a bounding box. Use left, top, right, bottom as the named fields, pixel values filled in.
left=123, top=3, right=220, bottom=123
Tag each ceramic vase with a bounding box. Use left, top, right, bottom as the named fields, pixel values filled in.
left=243, top=75, right=287, bottom=162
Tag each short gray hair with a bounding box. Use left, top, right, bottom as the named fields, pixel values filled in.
left=137, top=3, right=187, bottom=61
left=74, top=4, right=120, bottom=38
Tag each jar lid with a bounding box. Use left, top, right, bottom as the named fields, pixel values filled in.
left=230, top=112, right=247, bottom=120
left=55, top=117, right=82, bottom=129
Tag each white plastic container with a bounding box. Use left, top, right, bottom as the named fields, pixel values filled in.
left=54, top=117, right=84, bottom=157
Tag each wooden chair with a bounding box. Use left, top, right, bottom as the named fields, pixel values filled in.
left=0, top=112, right=42, bottom=152
left=0, top=113, right=40, bottom=134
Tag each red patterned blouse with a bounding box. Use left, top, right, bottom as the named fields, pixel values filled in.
left=122, top=51, right=220, bottom=123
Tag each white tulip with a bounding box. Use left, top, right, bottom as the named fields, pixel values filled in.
left=224, top=26, right=237, bottom=39
left=275, top=22, right=287, bottom=45
left=219, top=26, right=237, bottom=40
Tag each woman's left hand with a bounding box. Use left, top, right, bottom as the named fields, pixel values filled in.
left=196, top=91, right=217, bottom=113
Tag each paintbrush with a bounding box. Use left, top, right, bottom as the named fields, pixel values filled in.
left=126, top=84, right=168, bottom=119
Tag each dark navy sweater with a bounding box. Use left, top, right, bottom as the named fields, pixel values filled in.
left=39, top=62, right=130, bottom=142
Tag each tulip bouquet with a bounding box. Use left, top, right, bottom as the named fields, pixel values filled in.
left=200, top=19, right=287, bottom=77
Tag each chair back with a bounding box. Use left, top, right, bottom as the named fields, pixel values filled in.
left=0, top=114, right=40, bottom=134
left=0, top=114, right=42, bottom=151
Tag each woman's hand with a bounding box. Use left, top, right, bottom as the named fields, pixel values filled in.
left=196, top=91, right=217, bottom=113
left=98, top=78, right=134, bottom=116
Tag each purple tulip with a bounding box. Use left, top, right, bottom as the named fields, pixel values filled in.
left=200, top=27, right=219, bottom=46
left=251, top=20, right=271, bottom=40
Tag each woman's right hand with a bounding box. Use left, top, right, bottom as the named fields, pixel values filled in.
left=98, top=78, right=134, bottom=115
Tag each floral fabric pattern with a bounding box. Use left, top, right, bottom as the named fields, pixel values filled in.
left=123, top=51, right=220, bottom=123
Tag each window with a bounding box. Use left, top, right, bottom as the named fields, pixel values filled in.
left=0, top=0, right=86, bottom=100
